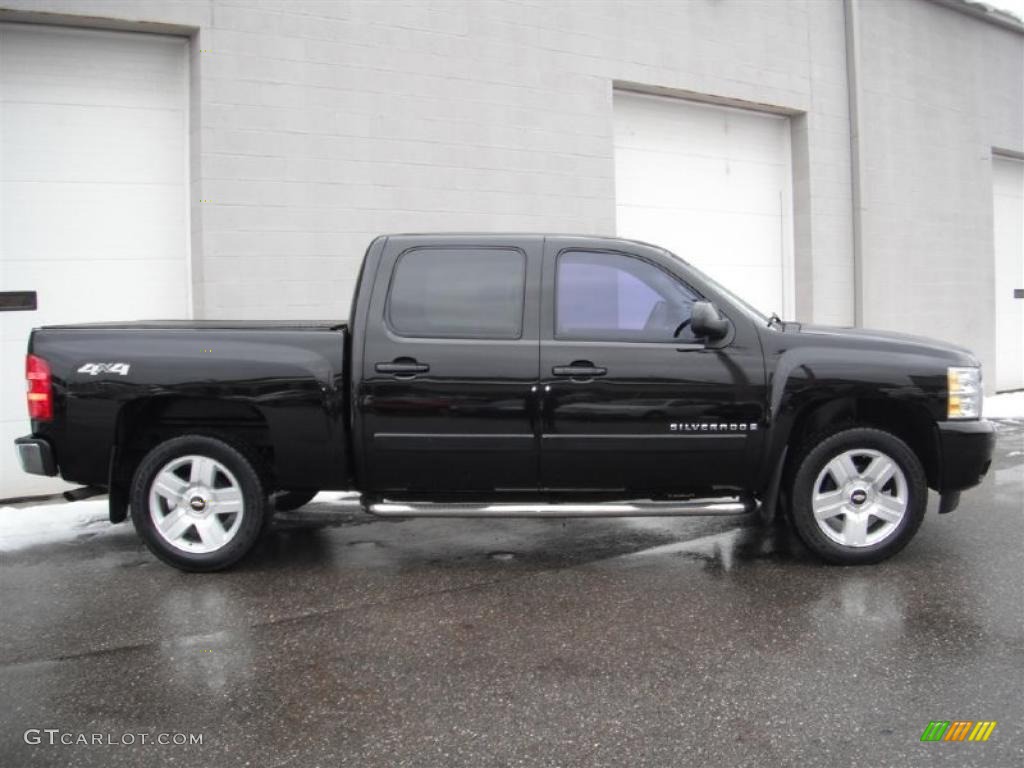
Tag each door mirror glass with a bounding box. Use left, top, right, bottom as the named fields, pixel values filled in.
left=690, top=300, right=729, bottom=340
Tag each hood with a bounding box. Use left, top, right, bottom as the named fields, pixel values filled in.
left=788, top=324, right=979, bottom=367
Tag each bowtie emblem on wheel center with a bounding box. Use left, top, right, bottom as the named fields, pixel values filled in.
left=189, top=495, right=207, bottom=512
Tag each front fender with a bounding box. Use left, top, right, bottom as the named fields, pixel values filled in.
left=759, top=346, right=946, bottom=488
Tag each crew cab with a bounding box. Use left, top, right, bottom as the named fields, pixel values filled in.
left=15, top=234, right=995, bottom=571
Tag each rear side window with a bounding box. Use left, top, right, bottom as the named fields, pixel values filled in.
left=387, top=247, right=526, bottom=339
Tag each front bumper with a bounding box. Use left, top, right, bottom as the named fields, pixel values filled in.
left=936, top=419, right=995, bottom=492
left=14, top=436, right=57, bottom=477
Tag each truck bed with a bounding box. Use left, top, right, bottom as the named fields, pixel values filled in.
left=27, top=321, right=352, bottom=500
left=39, top=319, right=347, bottom=331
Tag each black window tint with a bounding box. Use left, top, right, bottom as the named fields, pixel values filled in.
left=388, top=248, right=525, bottom=339
left=556, top=251, right=699, bottom=342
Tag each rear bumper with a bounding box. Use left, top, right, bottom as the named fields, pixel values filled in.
left=14, top=436, right=57, bottom=477
left=936, top=419, right=995, bottom=492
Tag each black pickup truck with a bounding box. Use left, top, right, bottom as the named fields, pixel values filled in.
left=16, top=234, right=995, bottom=571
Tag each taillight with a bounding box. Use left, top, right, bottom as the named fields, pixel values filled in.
left=26, top=354, right=53, bottom=422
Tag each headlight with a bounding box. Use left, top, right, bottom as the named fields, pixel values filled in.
left=947, top=366, right=981, bottom=419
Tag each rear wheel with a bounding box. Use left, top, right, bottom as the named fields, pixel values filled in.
left=130, top=435, right=267, bottom=572
left=789, top=427, right=927, bottom=564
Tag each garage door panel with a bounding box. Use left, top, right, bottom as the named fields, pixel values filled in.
left=1, top=24, right=188, bottom=499
left=614, top=91, right=793, bottom=319
left=4, top=259, right=188, bottom=326
left=3, top=183, right=185, bottom=260
left=617, top=206, right=782, bottom=250
left=616, top=151, right=786, bottom=214
left=0, top=26, right=185, bottom=111
left=3, top=103, right=184, bottom=183
left=616, top=207, right=783, bottom=256
left=615, top=143, right=789, bottom=171
left=993, top=156, right=1023, bottom=392
left=0, top=339, right=29, bottom=423
left=614, top=138, right=791, bottom=170
left=615, top=95, right=789, bottom=162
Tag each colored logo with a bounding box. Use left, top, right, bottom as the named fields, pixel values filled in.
left=920, top=721, right=997, bottom=742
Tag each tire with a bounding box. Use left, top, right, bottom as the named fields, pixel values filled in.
left=130, top=435, right=268, bottom=572
left=274, top=490, right=318, bottom=512
left=789, top=426, right=927, bottom=565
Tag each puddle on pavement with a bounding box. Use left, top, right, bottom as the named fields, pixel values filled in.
left=619, top=521, right=803, bottom=570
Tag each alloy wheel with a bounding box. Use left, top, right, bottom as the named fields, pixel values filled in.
left=811, top=448, right=908, bottom=548
left=148, top=455, right=245, bottom=554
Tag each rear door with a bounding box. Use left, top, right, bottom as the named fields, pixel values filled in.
left=359, top=236, right=541, bottom=494
left=539, top=238, right=766, bottom=495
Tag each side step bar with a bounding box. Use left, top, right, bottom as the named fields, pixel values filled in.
left=367, top=497, right=754, bottom=518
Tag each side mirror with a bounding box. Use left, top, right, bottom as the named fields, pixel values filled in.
left=691, top=300, right=729, bottom=341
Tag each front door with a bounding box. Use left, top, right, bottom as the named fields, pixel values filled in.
left=360, top=236, right=541, bottom=495
left=539, top=240, right=766, bottom=495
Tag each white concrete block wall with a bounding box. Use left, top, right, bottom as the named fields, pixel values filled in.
left=803, top=0, right=856, bottom=326
left=855, top=0, right=1024, bottom=385
left=0, top=0, right=850, bottom=323
left=0, top=0, right=1020, bottom=345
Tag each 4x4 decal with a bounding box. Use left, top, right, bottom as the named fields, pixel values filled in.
left=77, top=363, right=131, bottom=376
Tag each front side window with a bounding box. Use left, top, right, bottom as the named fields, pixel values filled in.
left=388, top=247, right=526, bottom=339
left=556, top=250, right=699, bottom=342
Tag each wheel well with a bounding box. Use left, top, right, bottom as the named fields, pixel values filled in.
left=109, top=398, right=273, bottom=522
left=786, top=398, right=939, bottom=489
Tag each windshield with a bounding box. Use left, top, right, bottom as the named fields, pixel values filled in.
left=661, top=249, right=771, bottom=324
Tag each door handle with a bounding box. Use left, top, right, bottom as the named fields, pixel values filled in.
left=375, top=359, right=430, bottom=375
left=552, top=362, right=607, bottom=378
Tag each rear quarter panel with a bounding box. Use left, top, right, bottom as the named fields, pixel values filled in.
left=30, top=327, right=349, bottom=490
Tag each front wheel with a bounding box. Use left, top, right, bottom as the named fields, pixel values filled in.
left=130, top=435, right=267, bottom=572
left=789, top=427, right=927, bottom=565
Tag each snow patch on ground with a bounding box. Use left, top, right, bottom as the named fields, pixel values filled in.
left=986, top=391, right=1024, bottom=419
left=0, top=492, right=356, bottom=552
left=0, top=499, right=117, bottom=552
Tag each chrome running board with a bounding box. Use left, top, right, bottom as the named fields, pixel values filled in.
left=367, top=497, right=754, bottom=518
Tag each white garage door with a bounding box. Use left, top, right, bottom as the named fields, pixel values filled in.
left=1, top=24, right=189, bottom=498
left=993, top=156, right=1024, bottom=393
left=614, top=91, right=794, bottom=319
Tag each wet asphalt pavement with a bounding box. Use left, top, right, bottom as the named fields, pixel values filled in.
left=1, top=422, right=1022, bottom=768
